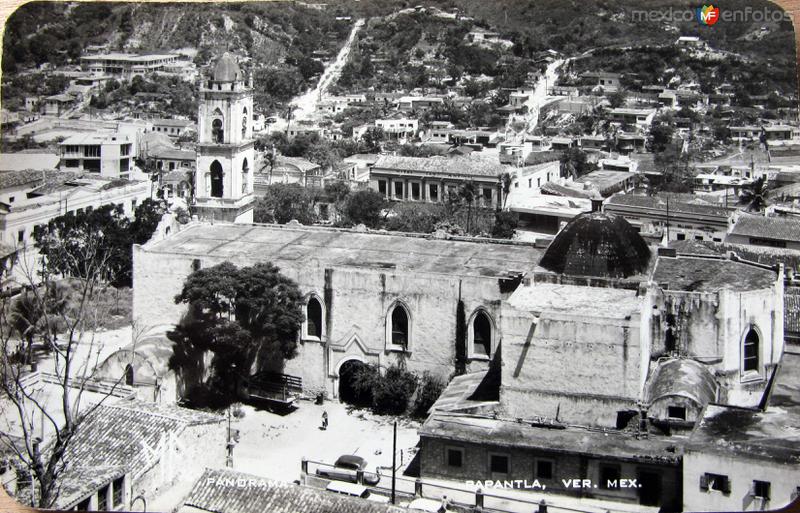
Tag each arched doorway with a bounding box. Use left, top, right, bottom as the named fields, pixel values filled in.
left=210, top=161, right=223, bottom=198
left=337, top=359, right=374, bottom=406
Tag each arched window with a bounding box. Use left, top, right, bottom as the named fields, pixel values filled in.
left=472, top=311, right=492, bottom=357
left=242, top=108, right=248, bottom=139
left=389, top=304, right=410, bottom=350
left=124, top=364, right=134, bottom=386
left=212, top=118, right=224, bottom=143
left=743, top=327, right=760, bottom=372
left=306, top=297, right=323, bottom=339
left=210, top=161, right=224, bottom=198
left=242, top=158, right=249, bottom=193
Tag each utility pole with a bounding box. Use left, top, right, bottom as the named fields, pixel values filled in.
left=391, top=420, right=397, bottom=504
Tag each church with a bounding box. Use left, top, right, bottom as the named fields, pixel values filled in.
left=125, top=54, right=793, bottom=511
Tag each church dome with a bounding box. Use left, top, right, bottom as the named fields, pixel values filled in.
left=539, top=212, right=651, bottom=278
left=212, top=52, right=242, bottom=82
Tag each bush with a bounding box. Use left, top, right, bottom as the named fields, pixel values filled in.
left=412, top=372, right=446, bottom=418
left=372, top=365, right=418, bottom=415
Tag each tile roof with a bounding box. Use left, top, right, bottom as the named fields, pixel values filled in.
left=372, top=155, right=505, bottom=178
left=730, top=213, right=800, bottom=243
left=605, top=193, right=731, bottom=218
left=55, top=401, right=223, bottom=509
left=184, top=468, right=404, bottom=513
left=152, top=148, right=195, bottom=161
left=0, top=169, right=73, bottom=191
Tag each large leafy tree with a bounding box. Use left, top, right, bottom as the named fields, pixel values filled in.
left=254, top=183, right=316, bottom=225
left=34, top=199, right=166, bottom=288
left=342, top=190, right=386, bottom=228
left=167, top=262, right=304, bottom=402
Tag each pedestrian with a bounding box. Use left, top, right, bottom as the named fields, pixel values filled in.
left=321, top=410, right=328, bottom=430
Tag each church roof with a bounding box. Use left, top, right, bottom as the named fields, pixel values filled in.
left=645, top=358, right=718, bottom=407
left=212, top=52, right=242, bottom=82
left=538, top=212, right=651, bottom=278
left=143, top=223, right=543, bottom=279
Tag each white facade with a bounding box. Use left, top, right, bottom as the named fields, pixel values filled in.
left=193, top=55, right=255, bottom=224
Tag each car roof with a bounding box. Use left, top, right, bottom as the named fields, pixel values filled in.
left=335, top=454, right=367, bottom=466
left=325, top=481, right=368, bottom=496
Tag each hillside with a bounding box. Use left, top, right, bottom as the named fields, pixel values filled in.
left=2, top=2, right=352, bottom=110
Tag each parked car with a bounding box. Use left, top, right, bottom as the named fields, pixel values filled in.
left=316, top=455, right=381, bottom=486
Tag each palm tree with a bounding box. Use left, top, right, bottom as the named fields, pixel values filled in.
left=739, top=176, right=769, bottom=212
left=500, top=173, right=512, bottom=209
left=459, top=181, right=477, bottom=234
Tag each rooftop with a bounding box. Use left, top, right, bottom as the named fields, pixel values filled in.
left=509, top=282, right=641, bottom=319
left=184, top=468, right=403, bottom=513
left=687, top=352, right=800, bottom=464
left=651, top=255, right=776, bottom=292
left=605, top=193, right=731, bottom=218
left=0, top=152, right=59, bottom=172
left=420, top=413, right=680, bottom=464
left=56, top=401, right=223, bottom=508
left=730, top=213, right=800, bottom=243
left=144, top=223, right=543, bottom=279
left=60, top=132, right=132, bottom=146
left=151, top=148, right=196, bottom=161
left=372, top=155, right=505, bottom=178
left=644, top=358, right=718, bottom=407
left=538, top=212, right=651, bottom=279
left=0, top=169, right=73, bottom=191
left=575, top=170, right=634, bottom=193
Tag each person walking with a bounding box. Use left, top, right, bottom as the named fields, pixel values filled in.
left=321, top=410, right=329, bottom=430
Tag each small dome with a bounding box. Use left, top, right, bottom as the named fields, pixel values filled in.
left=212, top=52, right=242, bottom=82
left=539, top=212, right=651, bottom=278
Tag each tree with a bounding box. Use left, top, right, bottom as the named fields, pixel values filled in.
left=739, top=177, right=769, bottom=212
left=648, top=123, right=675, bottom=153
left=361, top=126, right=385, bottom=153
left=167, top=261, right=304, bottom=403
left=492, top=211, right=518, bottom=239
left=254, top=183, right=316, bottom=225
left=0, top=242, right=123, bottom=508
left=343, top=190, right=386, bottom=228
left=34, top=200, right=166, bottom=288
left=560, top=148, right=593, bottom=179
left=458, top=181, right=477, bottom=234
left=607, top=90, right=627, bottom=108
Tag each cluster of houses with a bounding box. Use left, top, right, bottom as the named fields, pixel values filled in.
left=2, top=37, right=800, bottom=513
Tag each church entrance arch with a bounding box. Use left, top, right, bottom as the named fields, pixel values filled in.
left=336, top=357, right=373, bottom=406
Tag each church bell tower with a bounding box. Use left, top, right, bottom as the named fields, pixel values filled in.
left=193, top=52, right=255, bottom=223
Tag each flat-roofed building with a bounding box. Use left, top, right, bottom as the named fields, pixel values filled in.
left=59, top=132, right=137, bottom=179
left=370, top=155, right=505, bottom=207
left=604, top=193, right=733, bottom=242
left=80, top=52, right=181, bottom=80
left=575, top=170, right=637, bottom=197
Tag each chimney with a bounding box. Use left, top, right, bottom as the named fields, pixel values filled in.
left=591, top=198, right=603, bottom=212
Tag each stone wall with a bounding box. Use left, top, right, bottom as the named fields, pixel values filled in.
left=133, top=245, right=514, bottom=397
left=499, top=306, right=644, bottom=427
